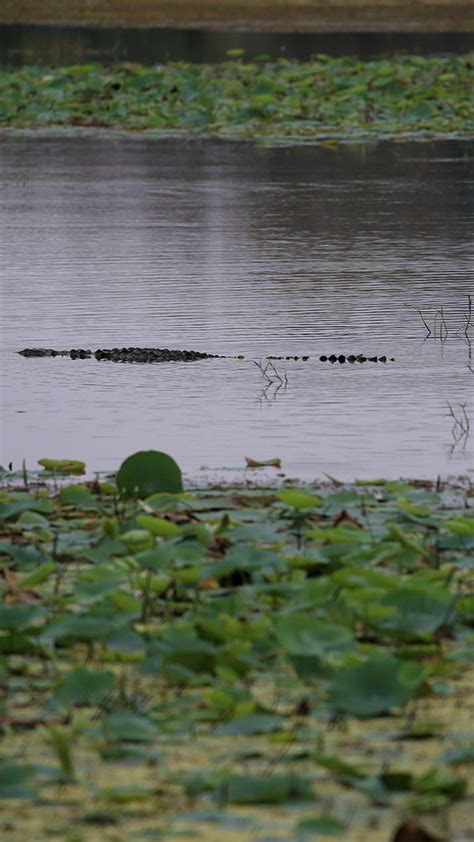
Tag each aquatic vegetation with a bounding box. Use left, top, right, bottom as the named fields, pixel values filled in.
left=0, top=451, right=473, bottom=840
left=0, top=54, right=473, bottom=141
left=413, top=294, right=473, bottom=341
left=116, top=450, right=184, bottom=497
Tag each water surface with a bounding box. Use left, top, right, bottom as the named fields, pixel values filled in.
left=1, top=138, right=473, bottom=480
left=1, top=25, right=473, bottom=66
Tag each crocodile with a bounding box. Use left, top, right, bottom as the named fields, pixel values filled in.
left=18, top=348, right=394, bottom=364
left=18, top=347, right=224, bottom=363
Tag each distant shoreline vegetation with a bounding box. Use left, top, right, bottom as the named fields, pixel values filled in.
left=0, top=54, right=473, bottom=141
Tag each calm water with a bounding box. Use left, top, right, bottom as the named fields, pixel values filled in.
left=1, top=137, right=473, bottom=480
left=1, top=25, right=473, bottom=67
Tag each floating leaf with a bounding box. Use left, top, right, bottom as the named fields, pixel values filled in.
left=226, top=48, right=245, bottom=59
left=38, top=458, right=85, bottom=475
left=100, top=786, right=154, bottom=803
left=225, top=773, right=313, bottom=804
left=215, top=714, right=284, bottom=736
left=245, top=456, right=281, bottom=468
left=296, top=815, right=347, bottom=836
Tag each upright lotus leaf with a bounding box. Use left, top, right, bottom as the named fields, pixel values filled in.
left=443, top=516, right=474, bottom=537
left=141, top=627, right=218, bottom=681
left=103, top=711, right=157, bottom=744
left=275, top=614, right=354, bottom=658
left=329, top=653, right=424, bottom=717
left=378, top=586, right=454, bottom=637
left=116, top=451, right=183, bottom=498
left=307, top=526, right=369, bottom=545
left=0, top=494, right=54, bottom=521
left=120, top=529, right=154, bottom=553
left=0, top=604, right=46, bottom=630
left=205, top=544, right=284, bottom=581
left=42, top=612, right=126, bottom=644
left=54, top=667, right=116, bottom=707
left=135, top=514, right=181, bottom=538
left=135, top=542, right=175, bottom=572
left=58, top=484, right=99, bottom=508
left=275, top=614, right=355, bottom=679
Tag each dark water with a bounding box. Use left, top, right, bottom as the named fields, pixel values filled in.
left=1, top=25, right=473, bottom=67
left=0, top=137, right=473, bottom=480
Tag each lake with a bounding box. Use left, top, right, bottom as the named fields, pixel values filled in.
left=2, top=25, right=473, bottom=66
left=0, top=136, right=473, bottom=481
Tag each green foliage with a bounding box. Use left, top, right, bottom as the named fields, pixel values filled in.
left=296, top=815, right=347, bottom=836
left=276, top=488, right=323, bottom=510
left=329, top=653, right=424, bottom=716
left=58, top=484, right=99, bottom=508
left=0, top=761, right=38, bottom=798
left=135, top=514, right=181, bottom=538
left=0, top=55, right=472, bottom=141
left=224, top=773, right=313, bottom=804
left=0, top=460, right=472, bottom=837
left=116, top=450, right=184, bottom=498
left=103, top=711, right=157, bottom=744
left=46, top=726, right=75, bottom=780
left=38, top=458, right=85, bottom=475
left=214, top=713, right=284, bottom=736
left=54, top=667, right=116, bottom=706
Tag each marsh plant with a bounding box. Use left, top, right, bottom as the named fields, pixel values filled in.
left=0, top=450, right=473, bottom=840
left=447, top=400, right=471, bottom=452
left=0, top=55, right=472, bottom=141
left=414, top=294, right=473, bottom=343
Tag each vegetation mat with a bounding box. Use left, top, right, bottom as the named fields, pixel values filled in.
left=0, top=54, right=473, bottom=142
left=0, top=452, right=473, bottom=841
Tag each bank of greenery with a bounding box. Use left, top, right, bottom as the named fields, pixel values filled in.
left=0, top=451, right=473, bottom=840
left=0, top=54, right=473, bottom=141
